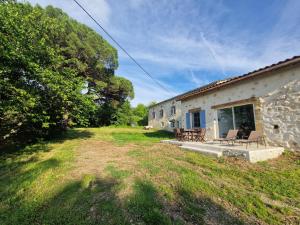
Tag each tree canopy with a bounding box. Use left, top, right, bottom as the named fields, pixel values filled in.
left=0, top=1, right=134, bottom=146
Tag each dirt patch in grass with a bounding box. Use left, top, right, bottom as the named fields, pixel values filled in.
left=70, top=140, right=136, bottom=179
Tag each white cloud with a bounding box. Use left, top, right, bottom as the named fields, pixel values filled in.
left=118, top=34, right=263, bottom=74
left=117, top=0, right=300, bottom=74
left=19, top=0, right=300, bottom=106
left=189, top=69, right=210, bottom=87
left=200, top=33, right=226, bottom=76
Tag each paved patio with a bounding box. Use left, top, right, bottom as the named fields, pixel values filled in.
left=161, top=140, right=284, bottom=163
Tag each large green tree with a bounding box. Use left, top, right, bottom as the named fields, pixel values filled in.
left=0, top=2, right=134, bottom=146
left=132, top=104, right=148, bottom=126
left=42, top=6, right=134, bottom=126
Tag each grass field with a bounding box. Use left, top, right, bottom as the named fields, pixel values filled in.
left=0, top=127, right=299, bottom=225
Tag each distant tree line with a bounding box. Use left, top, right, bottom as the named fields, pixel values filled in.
left=0, top=1, right=151, bottom=147
left=113, top=102, right=156, bottom=127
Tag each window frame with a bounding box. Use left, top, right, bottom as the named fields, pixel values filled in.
left=170, top=120, right=175, bottom=128
left=152, top=111, right=156, bottom=119
left=193, top=111, right=201, bottom=128
left=171, top=106, right=176, bottom=115
left=159, top=109, right=164, bottom=118
left=217, top=103, right=256, bottom=138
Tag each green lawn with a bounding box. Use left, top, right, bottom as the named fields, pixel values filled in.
left=0, top=127, right=299, bottom=225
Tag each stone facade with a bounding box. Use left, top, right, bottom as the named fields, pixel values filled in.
left=148, top=62, right=300, bottom=150
left=148, top=99, right=181, bottom=132
left=261, top=80, right=300, bottom=151
left=179, top=66, right=299, bottom=141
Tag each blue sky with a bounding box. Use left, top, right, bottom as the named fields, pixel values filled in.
left=25, top=0, right=300, bottom=106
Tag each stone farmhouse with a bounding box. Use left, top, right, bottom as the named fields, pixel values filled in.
left=148, top=56, right=300, bottom=151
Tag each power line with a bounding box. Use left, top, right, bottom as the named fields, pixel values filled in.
left=73, top=0, right=174, bottom=95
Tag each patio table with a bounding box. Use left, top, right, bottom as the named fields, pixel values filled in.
left=183, top=129, right=200, bottom=141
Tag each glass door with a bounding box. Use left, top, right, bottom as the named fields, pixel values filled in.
left=234, top=104, right=255, bottom=138
left=217, top=104, right=255, bottom=138
left=217, top=108, right=234, bottom=138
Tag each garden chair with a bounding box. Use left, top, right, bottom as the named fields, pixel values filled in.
left=235, top=131, right=266, bottom=148
left=194, top=128, right=206, bottom=142
left=214, top=129, right=238, bottom=145
left=180, top=128, right=189, bottom=141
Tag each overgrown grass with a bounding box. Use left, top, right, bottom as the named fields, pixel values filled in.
left=0, top=127, right=299, bottom=225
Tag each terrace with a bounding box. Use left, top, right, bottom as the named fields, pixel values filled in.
left=162, top=139, right=284, bottom=162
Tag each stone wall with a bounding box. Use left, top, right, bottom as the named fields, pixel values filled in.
left=148, top=100, right=181, bottom=132
left=261, top=80, right=300, bottom=151
left=149, top=64, right=300, bottom=146
left=180, top=66, right=299, bottom=140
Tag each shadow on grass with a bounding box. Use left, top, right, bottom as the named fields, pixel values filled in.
left=127, top=179, right=172, bottom=224
left=55, top=129, right=94, bottom=142
left=1, top=174, right=134, bottom=225
left=0, top=129, right=93, bottom=158
left=0, top=157, right=60, bottom=188
left=0, top=167, right=248, bottom=225
left=1, top=176, right=168, bottom=225
left=143, top=130, right=174, bottom=139
left=32, top=178, right=129, bottom=225
left=177, top=188, right=245, bottom=225
left=0, top=158, right=61, bottom=224
left=127, top=178, right=246, bottom=224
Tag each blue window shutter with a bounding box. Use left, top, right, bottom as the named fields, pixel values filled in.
left=200, top=110, right=206, bottom=128
left=186, top=112, right=191, bottom=129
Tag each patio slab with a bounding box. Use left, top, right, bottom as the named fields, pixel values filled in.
left=161, top=140, right=284, bottom=163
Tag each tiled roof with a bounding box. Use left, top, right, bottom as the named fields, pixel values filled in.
left=176, top=55, right=300, bottom=101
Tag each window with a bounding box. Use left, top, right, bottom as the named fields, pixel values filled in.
left=217, top=108, right=233, bottom=137
left=152, top=111, right=156, bottom=119
left=233, top=104, right=255, bottom=138
left=170, top=120, right=175, bottom=128
left=217, top=104, right=255, bottom=138
left=161, top=122, right=165, bottom=127
left=159, top=109, right=164, bottom=118
left=193, top=112, right=200, bottom=128
left=177, top=120, right=180, bottom=128
left=171, top=106, right=176, bottom=115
